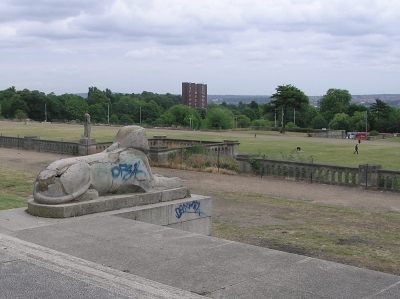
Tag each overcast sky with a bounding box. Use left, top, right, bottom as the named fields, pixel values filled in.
left=1, top=0, right=399, bottom=96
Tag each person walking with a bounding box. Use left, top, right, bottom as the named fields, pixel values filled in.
left=354, top=144, right=359, bottom=155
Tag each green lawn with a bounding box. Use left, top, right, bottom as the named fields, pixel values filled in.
left=1, top=120, right=400, bottom=169
left=0, top=167, right=34, bottom=210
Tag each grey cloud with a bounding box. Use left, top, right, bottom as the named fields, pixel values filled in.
left=0, top=0, right=109, bottom=22
left=1, top=0, right=400, bottom=94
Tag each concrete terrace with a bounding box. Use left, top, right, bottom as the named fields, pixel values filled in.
left=0, top=207, right=399, bottom=298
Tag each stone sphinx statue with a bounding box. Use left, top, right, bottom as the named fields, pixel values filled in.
left=33, top=126, right=182, bottom=204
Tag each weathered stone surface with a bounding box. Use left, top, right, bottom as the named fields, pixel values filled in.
left=33, top=126, right=183, bottom=205
left=27, top=187, right=191, bottom=218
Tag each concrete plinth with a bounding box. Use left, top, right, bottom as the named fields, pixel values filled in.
left=27, top=187, right=190, bottom=218
left=78, top=138, right=97, bottom=155
left=117, top=195, right=212, bottom=235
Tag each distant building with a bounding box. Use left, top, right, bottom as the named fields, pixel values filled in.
left=182, top=82, right=207, bottom=108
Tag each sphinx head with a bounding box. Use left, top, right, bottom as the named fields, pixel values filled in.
left=115, top=126, right=149, bottom=152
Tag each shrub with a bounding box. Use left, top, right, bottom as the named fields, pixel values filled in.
left=369, top=130, right=379, bottom=136
left=249, top=158, right=261, bottom=174
left=286, top=122, right=298, bottom=129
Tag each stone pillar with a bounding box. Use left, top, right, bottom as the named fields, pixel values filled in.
left=23, top=136, right=37, bottom=150
left=359, top=164, right=382, bottom=189
left=223, top=140, right=239, bottom=157
left=78, top=138, right=97, bottom=156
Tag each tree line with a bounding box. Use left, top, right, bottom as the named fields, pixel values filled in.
left=0, top=85, right=399, bottom=133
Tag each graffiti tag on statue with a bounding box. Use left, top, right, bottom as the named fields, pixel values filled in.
left=111, top=161, right=144, bottom=181
left=175, top=200, right=202, bottom=219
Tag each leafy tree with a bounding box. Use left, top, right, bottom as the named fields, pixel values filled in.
left=0, top=87, right=18, bottom=117
left=88, top=87, right=109, bottom=106
left=329, top=113, right=350, bottom=130
left=270, top=84, right=309, bottom=133
left=89, top=103, right=107, bottom=123
left=311, top=114, right=328, bottom=129
left=373, top=108, right=400, bottom=133
left=18, top=89, right=47, bottom=121
left=113, top=96, right=138, bottom=117
left=47, top=95, right=66, bottom=121
left=110, top=114, right=119, bottom=124
left=386, top=109, right=400, bottom=132
left=251, top=119, right=272, bottom=127
left=119, top=114, right=133, bottom=125
left=286, top=122, right=298, bottom=129
left=320, top=89, right=351, bottom=122
left=370, top=99, right=391, bottom=121
left=349, top=111, right=368, bottom=132
left=9, top=95, right=29, bottom=118
left=347, top=103, right=366, bottom=116
left=64, top=94, right=88, bottom=120
left=157, top=104, right=200, bottom=128
left=299, top=105, right=318, bottom=128
left=141, top=100, right=162, bottom=124
left=237, top=115, right=251, bottom=128
left=242, top=107, right=258, bottom=121
left=15, top=109, right=28, bottom=121
left=205, top=107, right=233, bottom=129
left=261, top=102, right=275, bottom=119
left=248, top=100, right=259, bottom=110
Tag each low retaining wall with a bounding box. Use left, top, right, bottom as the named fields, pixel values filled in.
left=0, top=135, right=78, bottom=155
left=237, top=155, right=400, bottom=192
left=0, top=135, right=239, bottom=163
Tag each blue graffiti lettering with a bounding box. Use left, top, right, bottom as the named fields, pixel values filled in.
left=111, top=161, right=144, bottom=181
left=175, top=200, right=202, bottom=219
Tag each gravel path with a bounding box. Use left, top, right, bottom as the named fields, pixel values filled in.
left=154, top=167, right=400, bottom=213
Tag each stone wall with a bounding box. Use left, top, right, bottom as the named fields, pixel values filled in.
left=148, top=137, right=239, bottom=166
left=0, top=135, right=239, bottom=164
left=0, top=135, right=78, bottom=155
left=148, top=137, right=239, bottom=154
left=237, top=155, right=400, bottom=192
left=378, top=169, right=400, bottom=191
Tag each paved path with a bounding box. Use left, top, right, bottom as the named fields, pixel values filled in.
left=0, top=208, right=399, bottom=298
left=0, top=233, right=203, bottom=299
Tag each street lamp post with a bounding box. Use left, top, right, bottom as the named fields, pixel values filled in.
left=188, top=117, right=193, bottom=129
left=233, top=115, right=239, bottom=129
left=107, top=103, right=110, bottom=125
left=44, top=102, right=47, bottom=122
left=293, top=108, right=296, bottom=125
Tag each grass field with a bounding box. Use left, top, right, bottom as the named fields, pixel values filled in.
left=0, top=167, right=35, bottom=210
left=213, top=191, right=400, bottom=275
left=2, top=120, right=400, bottom=169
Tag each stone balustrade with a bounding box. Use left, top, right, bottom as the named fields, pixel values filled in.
left=237, top=155, right=400, bottom=192
left=378, top=170, right=400, bottom=191
left=0, top=135, right=78, bottom=155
